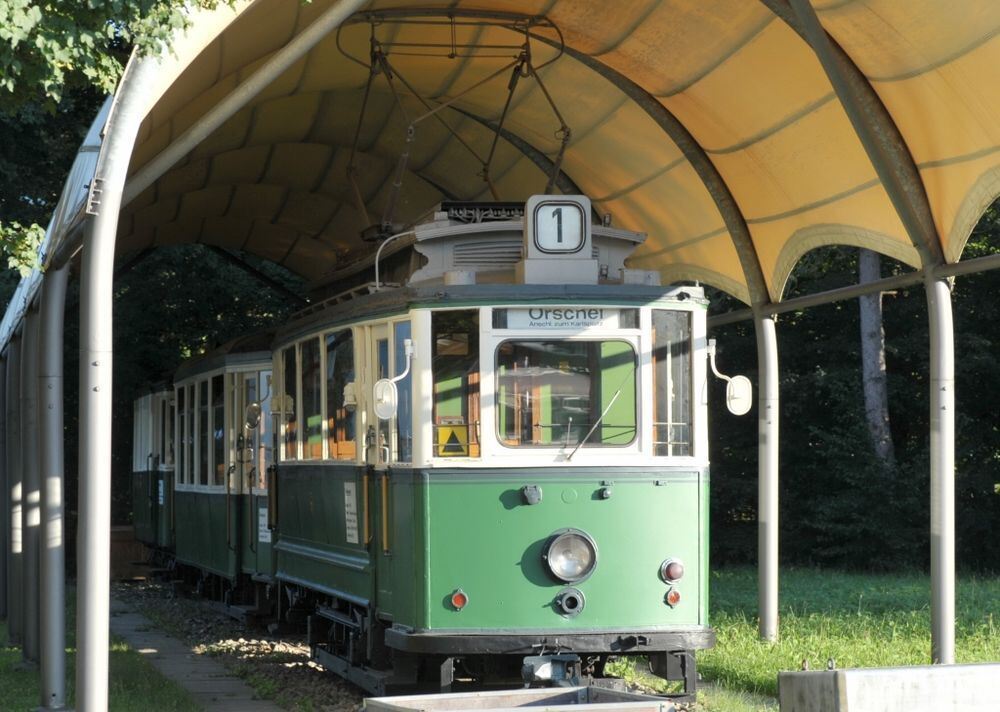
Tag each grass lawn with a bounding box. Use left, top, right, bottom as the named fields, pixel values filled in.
left=614, top=567, right=1000, bottom=710
left=699, top=567, right=1000, bottom=697
left=0, top=594, right=200, bottom=711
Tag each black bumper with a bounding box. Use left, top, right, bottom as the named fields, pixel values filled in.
left=385, top=627, right=716, bottom=655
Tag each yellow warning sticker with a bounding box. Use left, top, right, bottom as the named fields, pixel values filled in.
left=437, top=425, right=469, bottom=457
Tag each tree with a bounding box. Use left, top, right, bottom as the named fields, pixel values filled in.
left=0, top=0, right=230, bottom=275
left=858, top=248, right=895, bottom=466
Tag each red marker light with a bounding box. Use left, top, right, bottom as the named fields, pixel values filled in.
left=659, top=558, right=685, bottom=583
left=451, top=589, right=469, bottom=610
left=665, top=588, right=681, bottom=608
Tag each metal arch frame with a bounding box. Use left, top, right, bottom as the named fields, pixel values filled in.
left=73, top=1, right=368, bottom=708
left=771, top=0, right=957, bottom=665
left=0, top=353, right=5, bottom=623
left=39, top=266, right=70, bottom=710
left=544, top=39, right=783, bottom=644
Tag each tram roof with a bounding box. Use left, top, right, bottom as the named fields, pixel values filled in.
left=9, top=0, right=1000, bottom=339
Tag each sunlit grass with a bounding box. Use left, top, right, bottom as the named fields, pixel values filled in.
left=700, top=568, right=1000, bottom=697
left=0, top=592, right=200, bottom=711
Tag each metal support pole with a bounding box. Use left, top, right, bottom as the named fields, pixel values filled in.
left=21, top=310, right=41, bottom=663
left=0, top=354, right=6, bottom=621
left=5, top=337, right=21, bottom=644
left=755, top=313, right=780, bottom=641
left=40, top=266, right=69, bottom=709
left=74, top=3, right=363, bottom=707
left=926, top=277, right=955, bottom=664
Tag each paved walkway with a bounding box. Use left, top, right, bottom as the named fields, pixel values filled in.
left=110, top=598, right=283, bottom=711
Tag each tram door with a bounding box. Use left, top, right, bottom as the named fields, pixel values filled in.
left=237, top=371, right=273, bottom=577
left=365, top=324, right=394, bottom=609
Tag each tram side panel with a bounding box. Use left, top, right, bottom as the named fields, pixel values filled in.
left=274, top=463, right=373, bottom=603
left=175, top=490, right=236, bottom=579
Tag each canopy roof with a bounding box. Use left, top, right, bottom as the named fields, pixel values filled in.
left=114, top=0, right=1000, bottom=304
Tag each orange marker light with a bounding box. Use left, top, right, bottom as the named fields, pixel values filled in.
left=451, top=589, right=469, bottom=610
left=665, top=588, right=681, bottom=608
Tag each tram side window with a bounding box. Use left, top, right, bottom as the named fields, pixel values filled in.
left=198, top=380, right=209, bottom=485
left=176, top=388, right=186, bottom=484
left=325, top=330, right=356, bottom=461
left=652, top=310, right=693, bottom=457
left=280, top=345, right=298, bottom=461
left=185, top=384, right=194, bottom=483
left=431, top=310, right=480, bottom=458
left=301, top=338, right=322, bottom=460
left=496, top=340, right=637, bottom=448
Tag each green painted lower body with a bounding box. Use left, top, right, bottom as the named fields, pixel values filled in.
left=174, top=490, right=237, bottom=578
left=132, top=469, right=174, bottom=549
left=274, top=464, right=712, bottom=655
left=274, top=464, right=372, bottom=602
left=240, top=493, right=274, bottom=578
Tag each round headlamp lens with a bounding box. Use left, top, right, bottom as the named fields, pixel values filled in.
left=545, top=529, right=597, bottom=583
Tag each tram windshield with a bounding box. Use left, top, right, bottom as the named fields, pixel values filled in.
left=496, top=340, right=637, bottom=448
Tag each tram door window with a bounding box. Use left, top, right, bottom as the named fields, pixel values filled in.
left=325, top=330, right=356, bottom=461
left=374, top=327, right=390, bottom=467
left=258, top=371, right=272, bottom=486
left=212, top=374, right=225, bottom=486
left=393, top=321, right=413, bottom=463
left=301, top=338, right=323, bottom=460
left=652, top=310, right=693, bottom=457
left=240, top=373, right=258, bottom=491
left=431, top=310, right=480, bottom=458
left=280, top=345, right=298, bottom=461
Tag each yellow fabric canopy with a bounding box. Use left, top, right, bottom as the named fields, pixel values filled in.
left=117, top=0, right=1000, bottom=303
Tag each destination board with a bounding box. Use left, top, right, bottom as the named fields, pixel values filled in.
left=506, top=307, right=620, bottom=330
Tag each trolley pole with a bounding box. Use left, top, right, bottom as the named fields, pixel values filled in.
left=40, top=266, right=70, bottom=708
left=22, top=309, right=41, bottom=663
left=755, top=313, right=779, bottom=642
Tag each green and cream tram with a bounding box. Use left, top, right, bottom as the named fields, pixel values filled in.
left=268, top=196, right=713, bottom=694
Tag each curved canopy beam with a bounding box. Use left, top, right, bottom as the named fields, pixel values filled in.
left=763, top=0, right=945, bottom=269
left=549, top=39, right=771, bottom=307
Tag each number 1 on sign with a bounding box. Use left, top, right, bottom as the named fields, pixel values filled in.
left=552, top=207, right=563, bottom=243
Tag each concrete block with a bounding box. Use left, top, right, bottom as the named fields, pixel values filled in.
left=779, top=663, right=1000, bottom=711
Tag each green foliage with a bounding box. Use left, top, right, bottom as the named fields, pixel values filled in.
left=0, top=1, right=234, bottom=276
left=709, top=218, right=1000, bottom=571
left=0, top=82, right=105, bottom=276
left=0, top=219, right=43, bottom=275
left=0, top=0, right=229, bottom=110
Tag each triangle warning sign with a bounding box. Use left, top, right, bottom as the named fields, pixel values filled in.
left=437, top=425, right=469, bottom=456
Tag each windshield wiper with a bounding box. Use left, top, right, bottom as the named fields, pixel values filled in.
left=566, top=388, right=623, bottom=461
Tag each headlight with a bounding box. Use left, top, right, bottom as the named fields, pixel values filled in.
left=543, top=528, right=598, bottom=583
